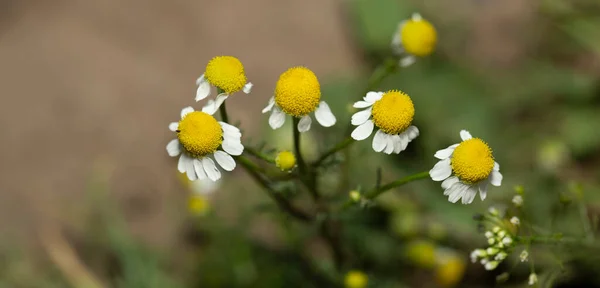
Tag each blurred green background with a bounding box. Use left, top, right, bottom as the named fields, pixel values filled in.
left=1, top=0, right=600, bottom=287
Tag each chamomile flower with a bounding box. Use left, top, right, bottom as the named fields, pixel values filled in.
left=166, top=106, right=244, bottom=182
left=430, top=130, right=503, bottom=204
left=262, top=67, right=336, bottom=132
left=391, top=13, right=437, bottom=67
left=195, top=56, right=253, bottom=113
left=350, top=90, right=419, bottom=154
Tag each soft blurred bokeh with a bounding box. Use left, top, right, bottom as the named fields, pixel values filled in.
left=1, top=0, right=600, bottom=287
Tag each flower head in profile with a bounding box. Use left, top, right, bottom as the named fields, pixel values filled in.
left=350, top=90, right=419, bottom=154
left=430, top=130, right=502, bottom=204
left=344, top=270, right=368, bottom=288
left=391, top=13, right=437, bottom=67
left=195, top=56, right=253, bottom=112
left=262, top=66, right=336, bottom=132
left=166, top=105, right=244, bottom=182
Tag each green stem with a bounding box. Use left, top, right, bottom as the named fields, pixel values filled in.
left=292, top=117, right=319, bottom=200
left=245, top=147, right=276, bottom=164
left=579, top=202, right=595, bottom=241
left=219, top=99, right=229, bottom=123
left=313, top=137, right=354, bottom=167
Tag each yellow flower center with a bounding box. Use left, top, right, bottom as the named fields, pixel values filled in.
left=274, top=66, right=321, bottom=117
left=371, top=90, right=415, bottom=135
left=400, top=18, right=437, bottom=57
left=204, top=56, right=248, bottom=94
left=344, top=271, right=368, bottom=288
left=177, top=111, right=223, bottom=157
left=451, top=138, right=495, bottom=184
left=275, top=151, right=296, bottom=171
left=188, top=195, right=209, bottom=215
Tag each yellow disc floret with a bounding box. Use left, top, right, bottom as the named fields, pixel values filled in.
left=371, top=90, right=415, bottom=135
left=274, top=67, right=321, bottom=117
left=451, top=138, right=495, bottom=184
left=400, top=17, right=437, bottom=57
left=344, top=270, right=368, bottom=288
left=275, top=151, right=296, bottom=171
left=204, top=56, right=247, bottom=94
left=177, top=111, right=223, bottom=157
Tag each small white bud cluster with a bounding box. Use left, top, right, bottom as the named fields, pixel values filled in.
left=470, top=225, right=515, bottom=271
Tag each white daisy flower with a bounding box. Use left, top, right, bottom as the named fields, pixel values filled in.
left=166, top=105, right=244, bottom=182
left=528, top=273, right=538, bottom=286
left=350, top=90, right=419, bottom=154
left=429, top=130, right=503, bottom=204
left=262, top=66, right=336, bottom=133
left=391, top=13, right=437, bottom=67
left=195, top=56, right=253, bottom=112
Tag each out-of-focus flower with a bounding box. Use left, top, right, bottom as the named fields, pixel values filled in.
left=406, top=239, right=436, bottom=268
left=179, top=172, right=220, bottom=195
left=520, top=250, right=529, bottom=262
left=188, top=194, right=210, bottom=216
left=537, top=140, right=570, bottom=174
left=528, top=273, right=538, bottom=286
left=510, top=216, right=520, bottom=226
left=262, top=67, right=336, bottom=132
left=275, top=151, right=296, bottom=172
left=391, top=13, right=437, bottom=67
left=390, top=212, right=418, bottom=238
left=344, top=270, right=368, bottom=288
left=430, top=130, right=503, bottom=204
left=195, top=56, right=253, bottom=112
left=435, top=249, right=466, bottom=287
left=166, top=106, right=244, bottom=181
left=349, top=190, right=362, bottom=203
left=513, top=195, right=523, bottom=207
left=350, top=90, right=419, bottom=154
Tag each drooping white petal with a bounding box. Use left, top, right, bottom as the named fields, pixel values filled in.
left=434, top=144, right=459, bottom=160
left=393, top=134, right=407, bottom=154
left=202, top=93, right=229, bottom=115
left=166, top=139, right=181, bottom=157
left=399, top=56, right=416, bottom=67
left=372, top=130, right=387, bottom=152
left=353, top=101, right=373, bottom=109
left=214, top=150, right=236, bottom=171
left=448, top=182, right=469, bottom=203
left=268, top=107, right=286, bottom=130
left=493, top=162, right=500, bottom=171
left=429, top=158, right=452, bottom=181
left=180, top=106, right=194, bottom=119
left=186, top=157, right=198, bottom=181
left=314, top=101, right=336, bottom=127
left=490, top=171, right=503, bottom=187
left=441, top=176, right=459, bottom=190
left=178, top=153, right=191, bottom=173
left=169, top=122, right=179, bottom=132
left=195, top=75, right=211, bottom=101
left=460, top=130, right=473, bottom=141
left=243, top=82, right=253, bottom=94
left=222, top=140, right=244, bottom=156
left=462, top=186, right=478, bottom=204
left=351, top=120, right=374, bottom=141
left=219, top=122, right=242, bottom=139
left=479, top=181, right=489, bottom=201
left=201, top=157, right=221, bottom=181
left=193, top=159, right=207, bottom=180
left=351, top=108, right=372, bottom=126
left=298, top=115, right=312, bottom=132
left=365, top=91, right=383, bottom=103
left=262, top=96, right=275, bottom=113
left=406, top=125, right=420, bottom=141
left=384, top=134, right=396, bottom=154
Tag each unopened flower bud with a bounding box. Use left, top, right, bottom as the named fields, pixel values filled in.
left=520, top=250, right=529, bottom=262
left=349, top=190, right=361, bottom=202
left=275, top=151, right=296, bottom=172
left=510, top=216, right=520, bottom=226
left=485, top=261, right=499, bottom=271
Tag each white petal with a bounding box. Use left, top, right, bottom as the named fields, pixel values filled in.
left=493, top=162, right=500, bottom=171
left=169, top=122, right=179, bottom=132
left=393, top=134, right=407, bottom=153
left=412, top=13, right=422, bottom=21
left=429, top=158, right=452, bottom=181
left=178, top=153, right=191, bottom=173
left=180, top=106, right=194, bottom=119
left=384, top=134, right=396, bottom=154
left=166, top=139, right=181, bottom=157
left=222, top=140, right=244, bottom=156
left=195, top=75, right=211, bottom=101
left=298, top=115, right=312, bottom=133
left=268, top=107, right=286, bottom=130
left=365, top=91, right=384, bottom=103
left=351, top=120, right=374, bottom=141
left=372, top=130, right=387, bottom=152
left=434, top=144, right=459, bottom=160
left=462, top=187, right=478, bottom=204
left=201, top=157, right=221, bottom=181
left=448, top=182, right=469, bottom=203
left=202, top=93, right=229, bottom=115
left=351, top=108, right=372, bottom=126
left=479, top=181, right=488, bottom=201
left=353, top=101, right=373, bottom=109
left=186, top=157, right=198, bottom=181
left=243, top=82, right=253, bottom=94
left=219, top=122, right=242, bottom=139
left=391, top=25, right=401, bottom=47
left=406, top=125, right=420, bottom=141
left=193, top=159, right=207, bottom=180
left=490, top=171, right=503, bottom=187
left=460, top=130, right=472, bottom=141
left=214, top=151, right=236, bottom=171
left=441, top=176, right=459, bottom=190
left=262, top=96, right=275, bottom=114
left=400, top=56, right=416, bottom=67
left=314, top=101, right=336, bottom=127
